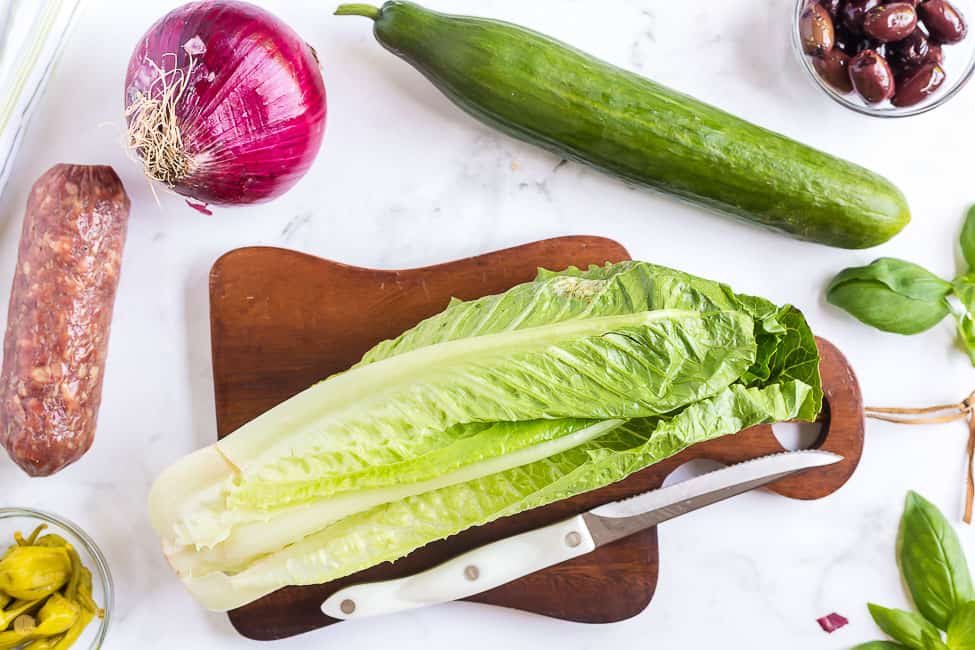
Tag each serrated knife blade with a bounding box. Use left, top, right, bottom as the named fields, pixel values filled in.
left=582, top=449, right=842, bottom=547
left=322, top=449, right=843, bottom=620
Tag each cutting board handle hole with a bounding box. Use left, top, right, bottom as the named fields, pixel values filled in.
left=771, top=395, right=832, bottom=451
left=772, top=421, right=822, bottom=450
left=772, top=422, right=826, bottom=451
left=661, top=459, right=726, bottom=486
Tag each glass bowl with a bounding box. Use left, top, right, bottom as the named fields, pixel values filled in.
left=0, top=508, right=112, bottom=649
left=793, top=0, right=975, bottom=117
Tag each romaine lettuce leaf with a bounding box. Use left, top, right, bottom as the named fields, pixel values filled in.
left=165, top=419, right=627, bottom=576
left=357, top=261, right=821, bottom=418
left=228, top=418, right=612, bottom=510
left=358, top=261, right=744, bottom=365
left=179, top=381, right=812, bottom=611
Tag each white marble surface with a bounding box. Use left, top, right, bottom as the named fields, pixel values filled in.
left=1, top=0, right=974, bottom=647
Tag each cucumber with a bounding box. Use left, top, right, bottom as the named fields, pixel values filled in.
left=336, top=2, right=910, bottom=249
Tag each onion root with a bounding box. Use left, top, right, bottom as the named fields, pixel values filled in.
left=125, top=55, right=196, bottom=187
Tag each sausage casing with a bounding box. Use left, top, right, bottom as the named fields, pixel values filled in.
left=0, top=164, right=130, bottom=476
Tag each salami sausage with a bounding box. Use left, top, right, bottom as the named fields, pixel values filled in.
left=0, top=165, right=130, bottom=476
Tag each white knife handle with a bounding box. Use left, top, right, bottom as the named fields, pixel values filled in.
left=322, top=514, right=595, bottom=620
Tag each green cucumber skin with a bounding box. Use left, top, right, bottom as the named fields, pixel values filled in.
left=360, top=1, right=910, bottom=249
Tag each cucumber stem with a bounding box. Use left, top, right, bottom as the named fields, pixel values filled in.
left=334, top=4, right=380, bottom=19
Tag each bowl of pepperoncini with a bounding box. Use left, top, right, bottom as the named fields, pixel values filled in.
left=0, top=510, right=111, bottom=649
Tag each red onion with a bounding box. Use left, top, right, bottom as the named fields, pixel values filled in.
left=124, top=1, right=327, bottom=207
left=816, top=612, right=849, bottom=633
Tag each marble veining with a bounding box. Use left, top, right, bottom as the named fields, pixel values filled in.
left=0, top=1, right=973, bottom=648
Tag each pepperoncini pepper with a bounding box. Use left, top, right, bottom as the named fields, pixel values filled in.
left=47, top=607, right=92, bottom=650
left=14, top=526, right=46, bottom=547
left=0, top=546, right=71, bottom=601
left=22, top=637, right=61, bottom=650
left=0, top=594, right=80, bottom=648
left=33, top=594, right=79, bottom=636
left=32, top=535, right=68, bottom=550
left=0, top=598, right=42, bottom=630
left=0, top=523, right=101, bottom=648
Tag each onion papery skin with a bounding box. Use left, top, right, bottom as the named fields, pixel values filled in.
left=124, top=1, right=327, bottom=206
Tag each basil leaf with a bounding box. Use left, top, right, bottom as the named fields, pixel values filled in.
left=851, top=643, right=911, bottom=649
left=947, top=601, right=975, bottom=649
left=833, top=258, right=954, bottom=301
left=950, top=275, right=975, bottom=366
left=899, top=492, right=975, bottom=630
left=920, top=629, right=949, bottom=650
left=869, top=603, right=943, bottom=649
left=954, top=275, right=975, bottom=313
left=828, top=259, right=951, bottom=334
left=950, top=313, right=975, bottom=367
left=961, top=205, right=975, bottom=270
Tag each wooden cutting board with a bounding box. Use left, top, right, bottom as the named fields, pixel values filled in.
left=209, top=236, right=864, bottom=641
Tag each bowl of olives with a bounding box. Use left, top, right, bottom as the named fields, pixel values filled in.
left=0, top=509, right=112, bottom=649
left=794, top=0, right=975, bottom=116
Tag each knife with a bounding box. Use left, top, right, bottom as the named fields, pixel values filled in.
left=321, top=449, right=843, bottom=620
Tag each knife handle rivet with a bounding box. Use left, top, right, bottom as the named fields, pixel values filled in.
left=565, top=531, right=582, bottom=548
left=464, top=565, right=480, bottom=581
left=340, top=599, right=356, bottom=615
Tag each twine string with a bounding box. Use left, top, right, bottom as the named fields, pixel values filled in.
left=865, top=391, right=975, bottom=524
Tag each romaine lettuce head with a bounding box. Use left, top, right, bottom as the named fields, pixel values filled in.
left=148, top=261, right=821, bottom=611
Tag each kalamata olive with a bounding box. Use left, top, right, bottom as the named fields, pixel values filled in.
left=864, top=3, right=919, bottom=40
left=891, top=62, right=946, bottom=104
left=887, top=50, right=927, bottom=79
left=834, top=37, right=853, bottom=53
left=819, top=0, right=845, bottom=18
left=833, top=25, right=861, bottom=53
left=801, top=3, right=836, bottom=55
left=887, top=0, right=920, bottom=7
left=814, top=49, right=855, bottom=92
left=887, top=58, right=912, bottom=78
left=888, top=28, right=931, bottom=68
left=849, top=49, right=897, bottom=101
left=842, top=0, right=884, bottom=32
left=835, top=22, right=889, bottom=54
left=918, top=0, right=968, bottom=43
left=925, top=42, right=945, bottom=62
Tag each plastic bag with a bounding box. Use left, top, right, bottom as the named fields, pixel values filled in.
left=0, top=0, right=83, bottom=199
